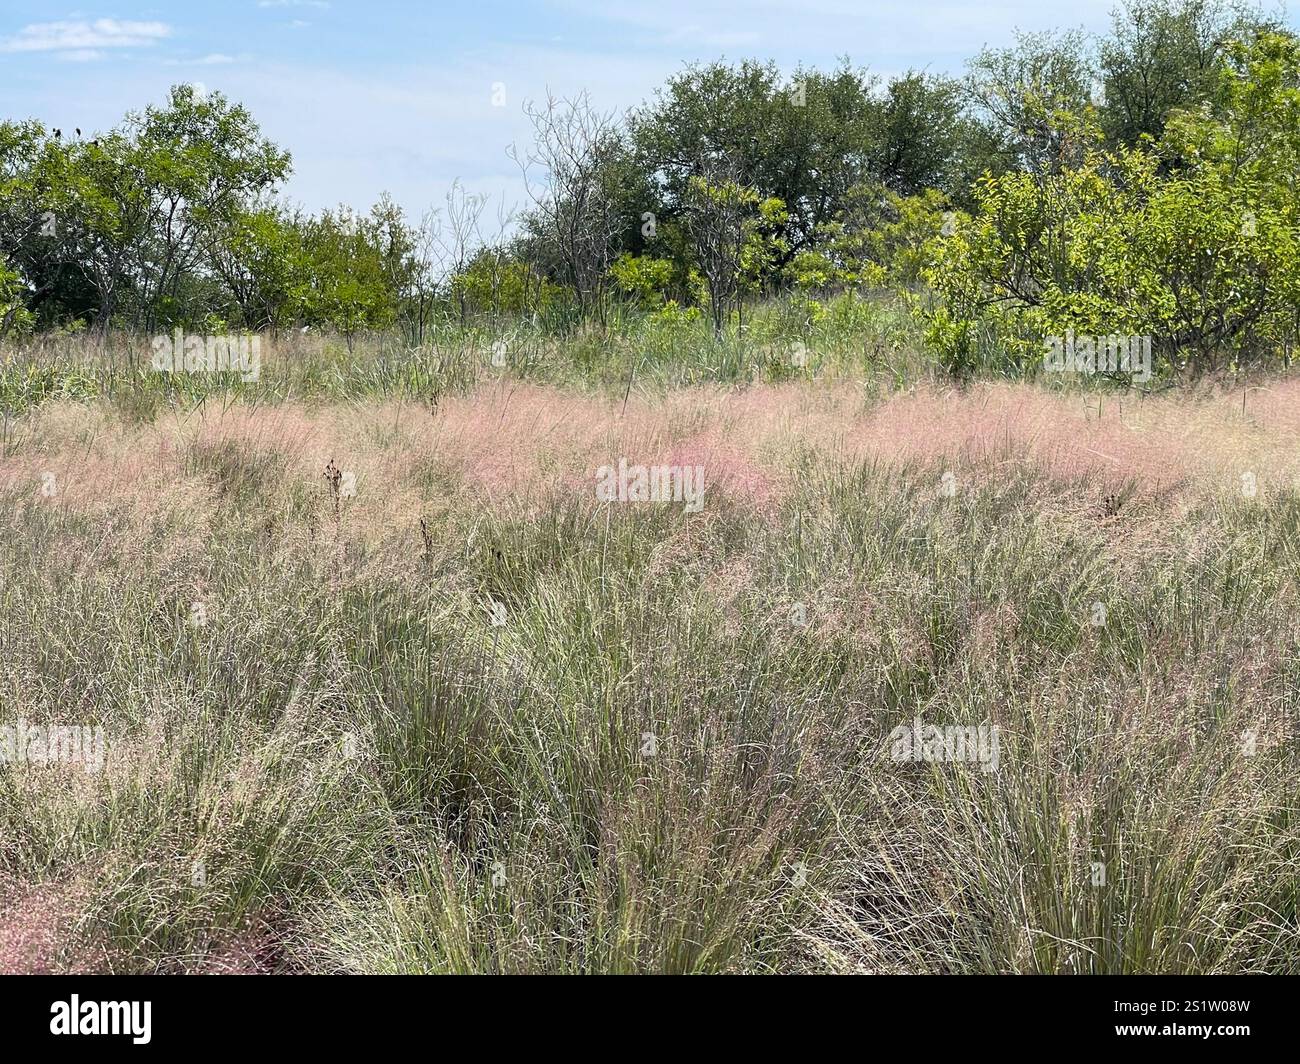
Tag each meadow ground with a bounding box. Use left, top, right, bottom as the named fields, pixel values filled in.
left=2, top=337, right=1299, bottom=972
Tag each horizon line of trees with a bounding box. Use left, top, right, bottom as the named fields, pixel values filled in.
left=3, top=0, right=1297, bottom=376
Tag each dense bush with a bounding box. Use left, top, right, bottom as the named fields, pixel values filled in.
left=923, top=32, right=1300, bottom=379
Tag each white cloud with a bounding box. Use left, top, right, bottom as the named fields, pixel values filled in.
left=56, top=49, right=107, bottom=63
left=162, top=53, right=247, bottom=66
left=548, top=0, right=1116, bottom=63
left=197, top=53, right=240, bottom=65
left=0, top=19, right=171, bottom=55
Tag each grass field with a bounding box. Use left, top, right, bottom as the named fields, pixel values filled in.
left=2, top=324, right=1299, bottom=973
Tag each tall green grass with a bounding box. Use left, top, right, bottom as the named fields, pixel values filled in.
left=0, top=294, right=930, bottom=421
left=1, top=410, right=1296, bottom=972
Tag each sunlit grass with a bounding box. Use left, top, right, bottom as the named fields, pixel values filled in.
left=0, top=325, right=1296, bottom=973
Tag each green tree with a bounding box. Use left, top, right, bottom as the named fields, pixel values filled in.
left=0, top=254, right=33, bottom=338
left=962, top=29, right=1095, bottom=179
left=295, top=208, right=397, bottom=350
left=209, top=202, right=305, bottom=331
left=0, top=121, right=100, bottom=327
left=872, top=72, right=969, bottom=196
left=924, top=32, right=1300, bottom=379
left=630, top=59, right=881, bottom=271
left=124, top=84, right=291, bottom=330
left=1098, top=0, right=1272, bottom=148
left=682, top=162, right=781, bottom=337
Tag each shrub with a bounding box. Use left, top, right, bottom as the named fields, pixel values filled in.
left=922, top=32, right=1300, bottom=379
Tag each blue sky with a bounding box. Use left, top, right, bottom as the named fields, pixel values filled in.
left=0, top=1, right=1189, bottom=222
